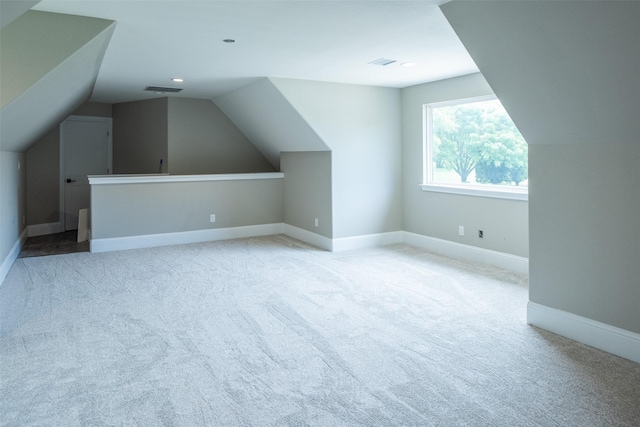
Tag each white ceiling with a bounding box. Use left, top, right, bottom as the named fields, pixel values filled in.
left=32, top=0, right=478, bottom=104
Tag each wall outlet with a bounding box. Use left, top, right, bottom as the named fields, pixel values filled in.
left=314, top=218, right=319, bottom=227
left=210, top=214, right=216, bottom=223
left=479, top=230, right=484, bottom=238
left=458, top=225, right=464, bottom=236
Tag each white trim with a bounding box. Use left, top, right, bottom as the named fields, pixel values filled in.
left=332, top=231, right=403, bottom=252
left=282, top=224, right=333, bottom=251
left=90, top=223, right=284, bottom=253
left=420, top=183, right=528, bottom=201
left=402, top=231, right=528, bottom=274
left=88, top=172, right=284, bottom=185
left=0, top=228, right=27, bottom=286
left=527, top=302, right=640, bottom=364
left=27, top=222, right=63, bottom=237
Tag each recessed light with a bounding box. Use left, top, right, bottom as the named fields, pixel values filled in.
left=171, top=78, right=184, bottom=82
left=223, top=39, right=235, bottom=43
left=401, top=62, right=416, bottom=67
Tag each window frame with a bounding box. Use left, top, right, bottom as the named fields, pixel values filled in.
left=421, top=95, right=528, bottom=201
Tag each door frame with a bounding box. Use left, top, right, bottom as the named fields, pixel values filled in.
left=59, top=115, right=113, bottom=231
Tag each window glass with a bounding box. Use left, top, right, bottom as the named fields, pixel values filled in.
left=425, top=97, right=528, bottom=194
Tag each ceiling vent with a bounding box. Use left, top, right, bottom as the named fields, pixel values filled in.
left=144, top=86, right=183, bottom=93
left=368, top=58, right=397, bottom=66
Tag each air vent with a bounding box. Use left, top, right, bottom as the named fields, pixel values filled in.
left=144, top=86, right=183, bottom=93
left=368, top=58, right=397, bottom=66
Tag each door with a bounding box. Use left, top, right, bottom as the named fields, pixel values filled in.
left=61, top=117, right=112, bottom=231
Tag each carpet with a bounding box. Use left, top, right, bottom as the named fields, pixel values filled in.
left=1, top=235, right=639, bottom=426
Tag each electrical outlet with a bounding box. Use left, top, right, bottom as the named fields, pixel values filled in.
left=479, top=230, right=484, bottom=239
left=314, top=218, right=319, bottom=227
left=458, top=226, right=464, bottom=236
left=210, top=214, right=216, bottom=223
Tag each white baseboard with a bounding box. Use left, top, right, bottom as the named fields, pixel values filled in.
left=528, top=302, right=640, bottom=364
left=91, top=223, right=284, bottom=253
left=27, top=222, right=63, bottom=237
left=402, top=231, right=528, bottom=274
left=332, top=231, right=404, bottom=252
left=0, top=228, right=27, bottom=286
left=283, top=224, right=333, bottom=251
left=90, top=225, right=528, bottom=275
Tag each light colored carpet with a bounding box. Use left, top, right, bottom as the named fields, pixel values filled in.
left=1, top=235, right=638, bottom=426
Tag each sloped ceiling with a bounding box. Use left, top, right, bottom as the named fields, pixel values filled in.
left=0, top=11, right=115, bottom=152
left=441, top=1, right=640, bottom=147
left=0, top=0, right=40, bottom=29
left=214, top=78, right=329, bottom=169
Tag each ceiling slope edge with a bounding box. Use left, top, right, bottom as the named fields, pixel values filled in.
left=214, top=78, right=329, bottom=170
left=0, top=11, right=116, bottom=152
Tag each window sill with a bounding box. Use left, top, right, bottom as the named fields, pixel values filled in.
left=420, top=183, right=528, bottom=201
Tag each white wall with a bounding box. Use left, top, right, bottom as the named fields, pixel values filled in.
left=401, top=73, right=529, bottom=257
left=0, top=150, right=26, bottom=283
left=442, top=2, right=640, bottom=338
left=272, top=78, right=403, bottom=239
left=167, top=98, right=274, bottom=175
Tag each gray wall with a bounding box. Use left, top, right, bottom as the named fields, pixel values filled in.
left=91, top=179, right=283, bottom=239
left=272, top=78, right=403, bottom=239
left=281, top=151, right=332, bottom=237
left=167, top=98, right=274, bottom=175
left=26, top=102, right=112, bottom=227
left=113, top=98, right=168, bottom=174
left=401, top=73, right=529, bottom=257
left=442, top=1, right=640, bottom=334
left=0, top=151, right=26, bottom=266
left=26, top=128, right=59, bottom=225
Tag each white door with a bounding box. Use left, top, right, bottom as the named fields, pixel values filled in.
left=61, top=117, right=112, bottom=231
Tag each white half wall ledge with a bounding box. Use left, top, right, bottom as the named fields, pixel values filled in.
left=528, top=302, right=640, bottom=365
left=90, top=223, right=285, bottom=253
left=403, top=231, right=529, bottom=275
left=27, top=222, right=63, bottom=237
left=88, top=172, right=284, bottom=185
left=0, top=228, right=27, bottom=287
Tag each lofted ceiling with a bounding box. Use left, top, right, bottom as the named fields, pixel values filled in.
left=31, top=0, right=478, bottom=104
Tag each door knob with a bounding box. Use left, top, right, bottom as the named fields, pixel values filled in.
left=66, top=178, right=76, bottom=183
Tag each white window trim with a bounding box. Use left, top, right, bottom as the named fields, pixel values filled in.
left=422, top=95, right=528, bottom=201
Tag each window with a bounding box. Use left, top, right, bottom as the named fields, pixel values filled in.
left=422, top=96, right=528, bottom=200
